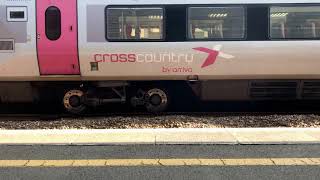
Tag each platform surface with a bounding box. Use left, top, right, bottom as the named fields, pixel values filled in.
left=0, top=128, right=319, bottom=145
left=1, top=128, right=320, bottom=179
left=0, top=144, right=320, bottom=180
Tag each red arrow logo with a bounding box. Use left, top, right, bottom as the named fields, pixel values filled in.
left=193, top=47, right=220, bottom=68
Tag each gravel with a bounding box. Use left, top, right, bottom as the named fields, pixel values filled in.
left=0, top=114, right=320, bottom=129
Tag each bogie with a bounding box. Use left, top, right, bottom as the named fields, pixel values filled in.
left=63, top=89, right=87, bottom=114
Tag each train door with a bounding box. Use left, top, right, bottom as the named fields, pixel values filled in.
left=36, top=0, right=80, bottom=75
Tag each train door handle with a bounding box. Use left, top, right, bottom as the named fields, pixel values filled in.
left=70, top=25, right=73, bottom=32
left=37, top=34, right=40, bottom=39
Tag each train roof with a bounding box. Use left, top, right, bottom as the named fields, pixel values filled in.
left=3, top=0, right=320, bottom=5
left=84, top=0, right=320, bottom=5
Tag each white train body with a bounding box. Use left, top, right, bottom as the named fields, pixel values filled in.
left=0, top=0, right=320, bottom=112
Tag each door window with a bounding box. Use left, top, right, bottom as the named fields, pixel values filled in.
left=45, top=6, right=61, bottom=41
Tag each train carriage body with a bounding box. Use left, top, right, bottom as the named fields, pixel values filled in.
left=0, top=0, right=320, bottom=112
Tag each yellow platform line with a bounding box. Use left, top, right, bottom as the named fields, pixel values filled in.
left=0, top=158, right=319, bottom=167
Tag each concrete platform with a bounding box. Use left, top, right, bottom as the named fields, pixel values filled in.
left=0, top=128, right=319, bottom=145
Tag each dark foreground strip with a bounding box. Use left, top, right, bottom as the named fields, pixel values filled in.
left=0, top=158, right=319, bottom=167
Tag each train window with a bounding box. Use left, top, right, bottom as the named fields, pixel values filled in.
left=187, top=6, right=246, bottom=40
left=270, top=6, right=320, bottom=39
left=0, top=39, right=14, bottom=52
left=7, top=7, right=27, bottom=22
left=106, top=7, right=164, bottom=41
left=45, top=6, right=61, bottom=41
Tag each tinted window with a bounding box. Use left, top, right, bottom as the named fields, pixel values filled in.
left=188, top=7, right=246, bottom=40
left=7, top=7, right=27, bottom=22
left=0, top=40, right=14, bottom=51
left=270, top=6, right=320, bottom=39
left=106, top=7, right=164, bottom=41
left=45, top=6, right=61, bottom=41
left=10, top=11, right=24, bottom=19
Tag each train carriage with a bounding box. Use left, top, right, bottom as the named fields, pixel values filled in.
left=1, top=0, right=320, bottom=113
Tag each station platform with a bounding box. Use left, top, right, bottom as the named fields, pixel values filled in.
left=0, top=128, right=319, bottom=145
left=0, top=128, right=319, bottom=179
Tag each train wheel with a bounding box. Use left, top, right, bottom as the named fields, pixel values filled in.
left=144, top=88, right=170, bottom=113
left=63, top=89, right=87, bottom=114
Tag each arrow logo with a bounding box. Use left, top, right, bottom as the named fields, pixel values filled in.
left=193, top=45, right=234, bottom=68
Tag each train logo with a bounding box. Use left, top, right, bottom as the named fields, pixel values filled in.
left=193, top=45, right=234, bottom=68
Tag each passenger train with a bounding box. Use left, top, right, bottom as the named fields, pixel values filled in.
left=1, top=0, right=320, bottom=113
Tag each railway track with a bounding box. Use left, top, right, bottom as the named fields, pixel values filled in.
left=0, top=112, right=320, bottom=129
left=0, top=110, right=319, bottom=120
left=0, top=107, right=319, bottom=129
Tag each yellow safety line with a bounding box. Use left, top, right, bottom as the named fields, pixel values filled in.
left=0, top=158, right=319, bottom=167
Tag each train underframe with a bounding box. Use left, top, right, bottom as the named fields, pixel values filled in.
left=0, top=80, right=319, bottom=114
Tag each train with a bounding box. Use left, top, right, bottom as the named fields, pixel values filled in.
left=1, top=0, right=320, bottom=113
